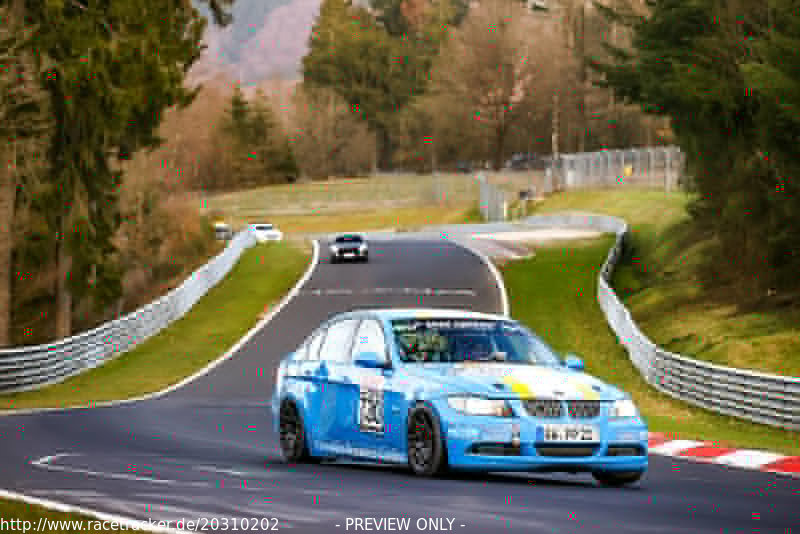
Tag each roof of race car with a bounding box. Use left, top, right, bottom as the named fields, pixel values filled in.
left=340, top=308, right=508, bottom=322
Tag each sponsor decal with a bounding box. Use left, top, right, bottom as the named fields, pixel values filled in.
left=358, top=374, right=386, bottom=434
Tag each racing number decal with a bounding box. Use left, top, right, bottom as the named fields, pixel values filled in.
left=358, top=386, right=384, bottom=434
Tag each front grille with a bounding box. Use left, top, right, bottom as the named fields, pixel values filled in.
left=469, top=443, right=522, bottom=456
left=567, top=400, right=602, bottom=419
left=536, top=446, right=598, bottom=457
left=524, top=399, right=563, bottom=418
left=606, top=445, right=645, bottom=457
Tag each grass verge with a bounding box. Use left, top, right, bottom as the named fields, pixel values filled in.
left=0, top=498, right=142, bottom=533
left=0, top=242, right=310, bottom=411
left=531, top=189, right=800, bottom=377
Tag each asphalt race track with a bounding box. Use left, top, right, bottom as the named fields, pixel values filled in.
left=0, top=239, right=797, bottom=533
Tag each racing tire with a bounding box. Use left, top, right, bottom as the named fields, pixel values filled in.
left=407, top=404, right=448, bottom=477
left=592, top=470, right=643, bottom=487
left=330, top=256, right=338, bottom=264
left=279, top=401, right=314, bottom=463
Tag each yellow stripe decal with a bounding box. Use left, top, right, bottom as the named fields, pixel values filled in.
left=571, top=379, right=601, bottom=400
left=502, top=376, right=534, bottom=398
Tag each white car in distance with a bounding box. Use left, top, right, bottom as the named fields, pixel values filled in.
left=249, top=223, right=284, bottom=243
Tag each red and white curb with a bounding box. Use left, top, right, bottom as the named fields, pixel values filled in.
left=648, top=433, right=800, bottom=478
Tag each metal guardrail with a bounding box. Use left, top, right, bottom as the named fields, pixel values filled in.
left=0, top=230, right=257, bottom=393
left=523, top=213, right=800, bottom=431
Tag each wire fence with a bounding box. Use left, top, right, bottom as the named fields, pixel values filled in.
left=478, top=146, right=686, bottom=222
left=0, top=230, right=257, bottom=394
left=522, top=212, right=800, bottom=431
left=549, top=146, right=685, bottom=193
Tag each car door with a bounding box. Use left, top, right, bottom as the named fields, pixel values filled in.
left=316, top=318, right=360, bottom=450
left=291, top=328, right=327, bottom=446
left=349, top=319, right=404, bottom=459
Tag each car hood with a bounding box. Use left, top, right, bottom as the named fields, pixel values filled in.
left=402, top=363, right=624, bottom=401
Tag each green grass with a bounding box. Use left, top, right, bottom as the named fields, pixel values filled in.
left=504, top=238, right=800, bottom=455
left=0, top=242, right=310, bottom=411
left=0, top=499, right=141, bottom=533
left=531, top=189, right=800, bottom=377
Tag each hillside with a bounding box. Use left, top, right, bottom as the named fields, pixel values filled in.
left=191, top=0, right=320, bottom=83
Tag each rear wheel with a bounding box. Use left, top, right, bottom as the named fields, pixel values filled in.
left=279, top=402, right=313, bottom=462
left=593, top=471, right=643, bottom=487
left=407, top=405, right=448, bottom=476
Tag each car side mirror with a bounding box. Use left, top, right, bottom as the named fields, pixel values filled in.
left=354, top=351, right=388, bottom=369
left=564, top=354, right=584, bottom=371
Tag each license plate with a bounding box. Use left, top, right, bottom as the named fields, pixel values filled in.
left=541, top=424, right=598, bottom=442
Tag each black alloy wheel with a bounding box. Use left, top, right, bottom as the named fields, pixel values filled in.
left=280, top=402, right=311, bottom=462
left=407, top=405, right=447, bottom=476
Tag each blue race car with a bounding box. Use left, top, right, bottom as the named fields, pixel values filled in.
left=272, top=309, right=648, bottom=486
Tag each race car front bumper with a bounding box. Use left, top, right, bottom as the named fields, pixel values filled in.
left=438, top=407, right=649, bottom=473
left=331, top=249, right=368, bottom=261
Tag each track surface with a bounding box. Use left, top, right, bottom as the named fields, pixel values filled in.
left=1, top=239, right=797, bottom=533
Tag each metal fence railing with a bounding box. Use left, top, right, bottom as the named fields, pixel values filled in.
left=0, top=230, right=257, bottom=394
left=477, top=146, right=685, bottom=222
left=546, top=146, right=685, bottom=193
left=522, top=213, right=800, bottom=431
left=478, top=174, right=508, bottom=222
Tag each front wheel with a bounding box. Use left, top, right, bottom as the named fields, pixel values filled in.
left=593, top=471, right=644, bottom=487
left=407, top=405, right=448, bottom=476
left=279, top=401, right=313, bottom=463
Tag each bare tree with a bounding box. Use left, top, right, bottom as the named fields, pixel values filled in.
left=289, top=86, right=376, bottom=179
left=426, top=0, right=558, bottom=170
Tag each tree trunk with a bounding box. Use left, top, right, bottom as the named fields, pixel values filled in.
left=0, top=144, right=15, bottom=347
left=55, top=216, right=72, bottom=339
left=493, top=123, right=506, bottom=171
left=0, top=0, right=27, bottom=347
left=377, top=127, right=393, bottom=171
left=576, top=0, right=587, bottom=153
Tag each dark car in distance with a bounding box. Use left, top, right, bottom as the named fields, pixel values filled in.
left=330, top=234, right=369, bottom=263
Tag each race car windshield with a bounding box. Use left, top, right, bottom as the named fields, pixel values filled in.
left=391, top=319, right=561, bottom=366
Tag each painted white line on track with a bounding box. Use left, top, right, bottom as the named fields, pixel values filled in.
left=0, top=240, right=321, bottom=417
left=649, top=440, right=705, bottom=456
left=301, top=287, right=478, bottom=297
left=450, top=239, right=510, bottom=317
left=31, top=453, right=208, bottom=487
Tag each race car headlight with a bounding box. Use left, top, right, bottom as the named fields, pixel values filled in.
left=610, top=399, right=639, bottom=418
left=447, top=396, right=512, bottom=417
left=359, top=244, right=367, bottom=252
left=330, top=244, right=339, bottom=253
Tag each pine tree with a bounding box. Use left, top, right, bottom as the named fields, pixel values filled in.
left=303, top=0, right=446, bottom=169
left=594, top=0, right=800, bottom=301
left=0, top=0, right=50, bottom=346
left=9, top=0, right=234, bottom=338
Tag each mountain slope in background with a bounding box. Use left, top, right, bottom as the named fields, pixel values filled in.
left=191, top=0, right=321, bottom=84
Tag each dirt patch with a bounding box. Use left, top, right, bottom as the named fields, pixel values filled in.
left=472, top=228, right=604, bottom=243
